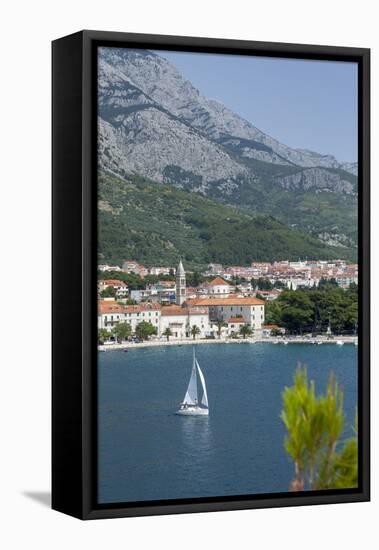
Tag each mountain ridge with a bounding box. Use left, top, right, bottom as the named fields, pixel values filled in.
left=98, top=47, right=356, bottom=173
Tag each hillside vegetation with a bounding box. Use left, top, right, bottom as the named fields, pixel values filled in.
left=98, top=172, right=355, bottom=269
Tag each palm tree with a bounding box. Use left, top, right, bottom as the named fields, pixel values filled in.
left=191, top=325, right=201, bottom=340
left=163, top=327, right=173, bottom=341
left=216, top=319, right=227, bottom=339
left=239, top=324, right=253, bottom=339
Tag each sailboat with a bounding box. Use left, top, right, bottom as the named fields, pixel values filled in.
left=176, top=349, right=209, bottom=416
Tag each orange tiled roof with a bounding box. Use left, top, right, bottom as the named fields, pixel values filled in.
left=188, top=307, right=208, bottom=315
left=227, top=317, right=245, bottom=324
left=161, top=305, right=208, bottom=316
left=185, top=297, right=265, bottom=306
left=161, top=305, right=187, bottom=316
left=98, top=302, right=126, bottom=314
left=99, top=279, right=128, bottom=286
left=208, top=276, right=232, bottom=286
left=98, top=301, right=161, bottom=314
left=158, top=280, right=175, bottom=287
left=125, top=303, right=161, bottom=313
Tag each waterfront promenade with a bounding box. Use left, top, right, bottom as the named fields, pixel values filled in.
left=98, top=334, right=358, bottom=351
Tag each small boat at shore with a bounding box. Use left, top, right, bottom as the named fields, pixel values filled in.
left=336, top=340, right=344, bottom=346
left=176, top=349, right=209, bottom=416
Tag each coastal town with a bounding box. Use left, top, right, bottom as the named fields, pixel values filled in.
left=98, top=258, right=358, bottom=346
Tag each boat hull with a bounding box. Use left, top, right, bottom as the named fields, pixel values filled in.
left=175, top=407, right=209, bottom=416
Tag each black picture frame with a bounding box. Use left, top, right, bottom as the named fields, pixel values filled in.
left=52, top=30, right=370, bottom=520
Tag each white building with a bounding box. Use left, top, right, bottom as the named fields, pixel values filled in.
left=98, top=300, right=161, bottom=333
left=207, top=263, right=224, bottom=275
left=262, top=324, right=286, bottom=337
left=286, top=278, right=317, bottom=290
left=131, top=283, right=176, bottom=304
left=148, top=266, right=175, bottom=276
left=289, top=261, right=307, bottom=271
left=98, top=300, right=211, bottom=339
left=130, top=289, right=155, bottom=302
left=160, top=305, right=210, bottom=339
left=98, top=279, right=129, bottom=298
left=225, top=316, right=246, bottom=336
left=186, top=297, right=265, bottom=331
left=122, top=260, right=148, bottom=276
left=206, top=276, right=233, bottom=297
left=255, top=289, right=282, bottom=301
left=236, top=281, right=253, bottom=294
left=98, top=301, right=127, bottom=330
left=336, top=275, right=358, bottom=288
left=98, top=264, right=122, bottom=272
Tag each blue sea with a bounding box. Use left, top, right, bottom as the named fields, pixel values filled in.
left=98, top=343, right=357, bottom=504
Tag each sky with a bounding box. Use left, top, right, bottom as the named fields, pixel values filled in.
left=157, top=51, right=358, bottom=163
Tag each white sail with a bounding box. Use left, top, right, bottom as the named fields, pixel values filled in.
left=176, top=349, right=209, bottom=415
left=183, top=360, right=198, bottom=405
left=196, top=359, right=208, bottom=408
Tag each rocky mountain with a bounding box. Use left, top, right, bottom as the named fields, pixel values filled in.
left=340, top=161, right=358, bottom=176
left=98, top=47, right=358, bottom=249
left=276, top=167, right=354, bottom=194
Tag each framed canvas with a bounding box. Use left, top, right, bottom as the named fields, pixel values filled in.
left=52, top=30, right=370, bottom=520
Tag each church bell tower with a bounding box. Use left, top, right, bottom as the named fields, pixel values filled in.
left=176, top=259, right=186, bottom=305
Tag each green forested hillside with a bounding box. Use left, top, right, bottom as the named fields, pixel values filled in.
left=163, top=156, right=358, bottom=249
left=98, top=171, right=356, bottom=269
left=198, top=157, right=358, bottom=248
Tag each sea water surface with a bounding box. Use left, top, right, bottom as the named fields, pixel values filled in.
left=98, top=343, right=357, bottom=503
